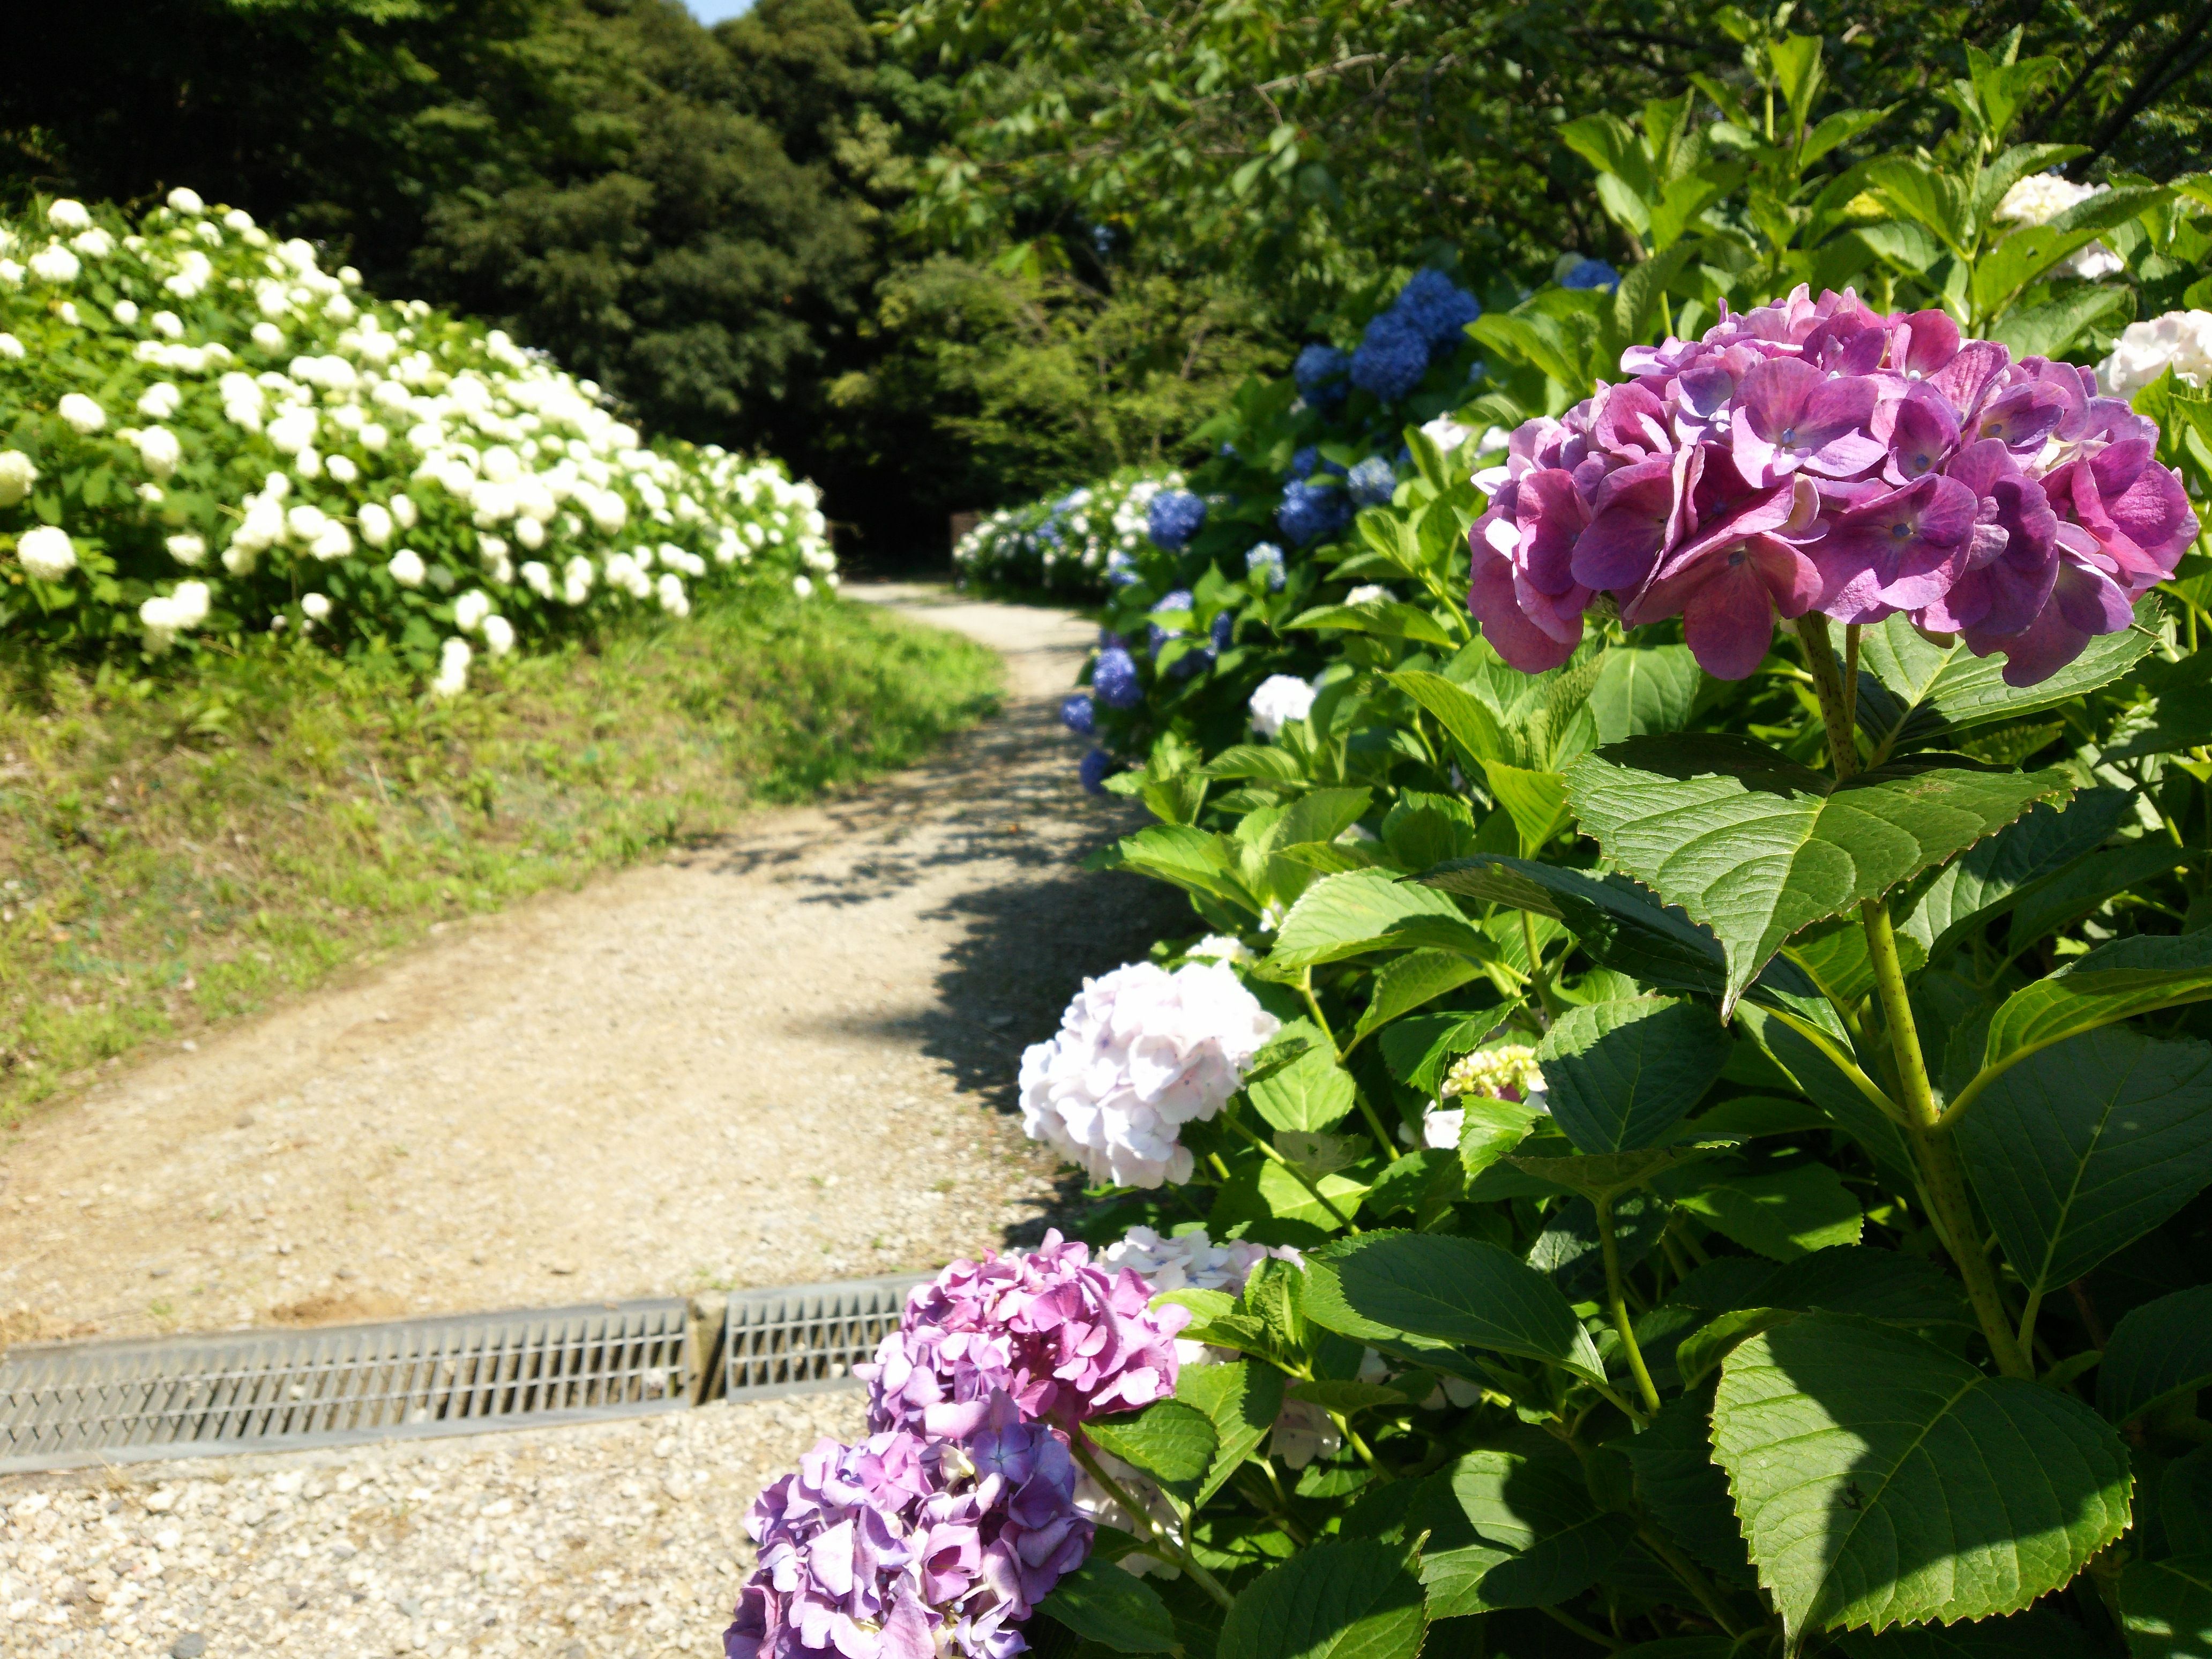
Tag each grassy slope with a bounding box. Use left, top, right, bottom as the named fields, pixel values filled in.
left=0, top=593, right=1001, bottom=1124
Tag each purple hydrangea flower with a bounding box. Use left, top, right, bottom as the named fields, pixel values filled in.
left=1092, top=646, right=1141, bottom=709
left=861, top=1231, right=1191, bottom=1434
left=1294, top=343, right=1351, bottom=406
left=1078, top=748, right=1116, bottom=795
left=726, top=1391, right=1089, bottom=1659
left=1146, top=490, right=1207, bottom=550
left=1467, top=284, right=2199, bottom=683
left=1058, top=693, right=1096, bottom=737
left=1351, top=312, right=1430, bottom=401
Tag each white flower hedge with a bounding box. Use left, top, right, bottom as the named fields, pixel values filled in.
left=952, top=468, right=1178, bottom=595
left=0, top=190, right=837, bottom=693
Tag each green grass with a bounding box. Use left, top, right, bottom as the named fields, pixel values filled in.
left=0, top=591, right=1002, bottom=1125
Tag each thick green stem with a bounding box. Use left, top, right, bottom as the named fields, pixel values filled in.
left=1522, top=909, right=1560, bottom=1022
left=1069, top=1437, right=1236, bottom=1609
left=1597, top=1197, right=1662, bottom=1414
left=1799, top=623, right=2034, bottom=1380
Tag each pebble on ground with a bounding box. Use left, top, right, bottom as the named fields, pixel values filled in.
left=0, top=1392, right=866, bottom=1657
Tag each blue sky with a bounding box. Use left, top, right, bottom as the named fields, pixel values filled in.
left=686, top=0, right=756, bottom=20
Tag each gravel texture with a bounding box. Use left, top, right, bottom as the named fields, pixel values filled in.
left=0, top=1391, right=868, bottom=1657
left=0, top=586, right=1182, bottom=1347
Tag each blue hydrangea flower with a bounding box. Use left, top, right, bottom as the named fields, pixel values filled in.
left=1246, top=542, right=1288, bottom=590
left=1146, top=490, right=1207, bottom=550
left=1347, top=456, right=1397, bottom=507
left=1560, top=258, right=1621, bottom=292
left=1079, top=748, right=1117, bottom=795
left=1105, top=553, right=1139, bottom=587
left=1392, top=269, right=1482, bottom=351
left=1351, top=312, right=1430, bottom=402
left=1294, top=344, right=1351, bottom=406
left=1290, top=445, right=1318, bottom=479
left=1279, top=478, right=1355, bottom=545
left=1059, top=692, right=1096, bottom=737
left=1093, top=645, right=1142, bottom=708
left=1210, top=611, right=1234, bottom=651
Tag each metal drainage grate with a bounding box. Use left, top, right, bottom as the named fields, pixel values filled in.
left=723, top=1275, right=928, bottom=1401
left=0, top=1298, right=692, bottom=1473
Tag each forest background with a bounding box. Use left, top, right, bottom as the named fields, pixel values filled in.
left=7, top=0, right=2211, bottom=568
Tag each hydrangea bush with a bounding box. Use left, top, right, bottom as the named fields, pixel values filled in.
left=727, top=36, right=2212, bottom=1659
left=951, top=470, right=1180, bottom=595
left=0, top=191, right=836, bottom=693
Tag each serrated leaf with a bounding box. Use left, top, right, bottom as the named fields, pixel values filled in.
left=1974, top=931, right=2212, bottom=1080
left=1537, top=995, right=1732, bottom=1153
left=1304, top=1232, right=1607, bottom=1381
left=1833, top=1605, right=2087, bottom=1657
left=1041, top=1558, right=1181, bottom=1653
left=1290, top=600, right=1459, bottom=648
left=1419, top=854, right=1728, bottom=995
left=1086, top=1400, right=1219, bottom=1491
left=1565, top=735, right=2072, bottom=1014
left=2099, top=1286, right=2212, bottom=1426
left=1590, top=643, right=1703, bottom=743
left=1248, top=1043, right=1359, bottom=1133
left=1713, top=1313, right=2132, bottom=1638
left=1178, top=1359, right=1287, bottom=1508
left=2123, top=1555, right=2212, bottom=1659
left=1667, top=1162, right=1863, bottom=1260
left=1258, top=789, right=1374, bottom=853
left=1202, top=743, right=1309, bottom=782
left=1392, top=668, right=1511, bottom=765
left=1350, top=950, right=1485, bottom=1046
left=1290, top=1379, right=1410, bottom=1414
left=1450, top=1448, right=1635, bottom=1608
left=1896, top=788, right=2136, bottom=959
left=1216, top=1540, right=1426, bottom=1659
left=1618, top=1393, right=1757, bottom=1583
left=1271, top=869, right=1494, bottom=968
left=1956, top=1028, right=2212, bottom=1296
left=1460, top=1096, right=1545, bottom=1180
left=1855, top=601, right=2160, bottom=757
left=1678, top=1306, right=1796, bottom=1387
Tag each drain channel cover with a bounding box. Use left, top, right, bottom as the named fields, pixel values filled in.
left=0, top=1298, right=692, bottom=1473
left=724, top=1275, right=928, bottom=1400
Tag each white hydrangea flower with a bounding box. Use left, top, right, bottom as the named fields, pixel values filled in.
left=1099, top=1224, right=1287, bottom=1298
left=57, top=392, right=106, bottom=434
left=481, top=614, right=515, bottom=656
left=166, top=533, right=206, bottom=566
left=1185, top=934, right=1250, bottom=964
left=656, top=571, right=689, bottom=616
left=301, top=593, right=332, bottom=621
left=46, top=199, right=92, bottom=232
left=0, top=450, right=37, bottom=506
left=453, top=590, right=492, bottom=633
left=1995, top=173, right=2125, bottom=279
left=308, top=520, right=352, bottom=561
left=793, top=573, right=814, bottom=600
left=29, top=243, right=80, bottom=283
left=390, top=492, right=418, bottom=530
left=1344, top=584, right=1394, bottom=604
left=387, top=548, right=427, bottom=588
left=71, top=228, right=114, bottom=260
left=2098, top=310, right=2212, bottom=398
left=520, top=559, right=555, bottom=598
left=250, top=321, right=283, bottom=353
left=131, top=426, right=182, bottom=478
left=1269, top=1400, right=1342, bottom=1470
left=136, top=382, right=182, bottom=420
left=151, top=309, right=183, bottom=340
left=1419, top=413, right=1475, bottom=451
left=1249, top=673, right=1318, bottom=738
left=139, top=580, right=211, bottom=654
left=166, top=187, right=205, bottom=215
left=0, top=333, right=21, bottom=360
left=113, top=299, right=140, bottom=326
left=1017, top=960, right=1280, bottom=1188
left=326, top=454, right=359, bottom=485
left=17, top=525, right=78, bottom=580
left=431, top=637, right=472, bottom=698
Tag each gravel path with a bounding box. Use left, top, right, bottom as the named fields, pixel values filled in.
left=0, top=584, right=1175, bottom=1347
left=0, top=584, right=1180, bottom=1657
left=0, top=1392, right=868, bottom=1657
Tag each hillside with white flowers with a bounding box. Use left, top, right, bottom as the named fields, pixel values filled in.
left=1, top=189, right=835, bottom=695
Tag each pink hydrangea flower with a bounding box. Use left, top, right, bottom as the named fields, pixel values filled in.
left=860, top=1230, right=1190, bottom=1437
left=1468, top=286, right=2200, bottom=682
